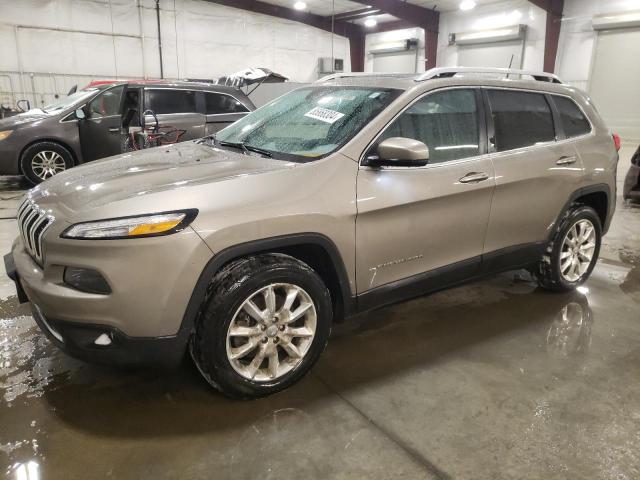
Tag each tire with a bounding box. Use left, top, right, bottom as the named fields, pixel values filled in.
left=190, top=253, right=332, bottom=399
left=21, top=141, right=74, bottom=185
left=537, top=204, right=602, bottom=292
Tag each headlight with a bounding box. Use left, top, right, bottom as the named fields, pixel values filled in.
left=61, top=209, right=198, bottom=239
left=0, top=130, right=13, bottom=141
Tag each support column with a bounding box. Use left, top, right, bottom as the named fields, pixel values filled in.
left=543, top=0, right=564, bottom=73
left=348, top=32, right=366, bottom=72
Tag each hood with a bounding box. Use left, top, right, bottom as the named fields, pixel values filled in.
left=28, top=141, right=296, bottom=217
left=0, top=111, right=49, bottom=129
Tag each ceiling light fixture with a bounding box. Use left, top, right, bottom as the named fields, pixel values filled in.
left=293, top=1, right=307, bottom=10
left=364, top=17, right=378, bottom=27
left=460, top=0, right=476, bottom=11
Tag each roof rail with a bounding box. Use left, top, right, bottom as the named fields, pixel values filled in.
left=316, top=72, right=415, bottom=82
left=415, top=67, right=563, bottom=84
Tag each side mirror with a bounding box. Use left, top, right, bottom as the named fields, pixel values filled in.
left=75, top=107, right=86, bottom=120
left=364, top=137, right=429, bottom=168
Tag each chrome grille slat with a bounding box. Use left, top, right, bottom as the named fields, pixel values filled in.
left=16, top=198, right=54, bottom=265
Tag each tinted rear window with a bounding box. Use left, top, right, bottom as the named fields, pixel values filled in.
left=554, top=96, right=591, bottom=138
left=204, top=92, right=249, bottom=114
left=487, top=90, right=555, bottom=151
left=145, top=89, right=196, bottom=114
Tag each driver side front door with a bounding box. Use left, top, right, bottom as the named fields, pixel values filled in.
left=79, top=85, right=125, bottom=162
left=355, top=88, right=495, bottom=307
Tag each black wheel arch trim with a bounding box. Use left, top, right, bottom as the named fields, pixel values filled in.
left=175, top=233, right=356, bottom=350
left=550, top=183, right=612, bottom=239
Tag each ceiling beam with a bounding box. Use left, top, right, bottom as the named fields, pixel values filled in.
left=333, top=7, right=382, bottom=22
left=202, top=0, right=363, bottom=38
left=349, top=0, right=439, bottom=32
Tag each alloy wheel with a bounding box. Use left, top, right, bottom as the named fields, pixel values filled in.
left=31, top=151, right=66, bottom=180
left=225, top=283, right=317, bottom=382
left=560, top=219, right=596, bottom=282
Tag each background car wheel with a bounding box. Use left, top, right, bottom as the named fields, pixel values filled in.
left=537, top=204, right=602, bottom=292
left=21, top=141, right=74, bottom=185
left=190, top=253, right=332, bottom=399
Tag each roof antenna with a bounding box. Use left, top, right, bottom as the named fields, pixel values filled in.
left=506, top=54, right=515, bottom=79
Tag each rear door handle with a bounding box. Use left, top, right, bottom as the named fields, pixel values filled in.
left=108, top=127, right=120, bottom=133
left=459, top=172, right=489, bottom=184
left=556, top=155, right=577, bottom=165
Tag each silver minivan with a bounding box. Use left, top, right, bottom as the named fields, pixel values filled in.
left=0, top=81, right=255, bottom=184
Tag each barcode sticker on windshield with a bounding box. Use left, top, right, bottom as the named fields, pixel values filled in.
left=304, top=107, right=345, bottom=124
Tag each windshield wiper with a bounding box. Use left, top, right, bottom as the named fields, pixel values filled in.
left=219, top=140, right=249, bottom=155
left=244, top=144, right=272, bottom=158
left=218, top=140, right=272, bottom=158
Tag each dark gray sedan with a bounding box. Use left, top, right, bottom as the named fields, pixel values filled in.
left=0, top=81, right=255, bottom=184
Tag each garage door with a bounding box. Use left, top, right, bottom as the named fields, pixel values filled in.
left=372, top=51, right=418, bottom=73
left=589, top=28, right=640, bottom=142
left=457, top=40, right=524, bottom=69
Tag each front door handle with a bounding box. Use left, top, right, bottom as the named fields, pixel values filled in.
left=459, top=172, right=489, bottom=184
left=108, top=127, right=120, bottom=133
left=556, top=155, right=577, bottom=165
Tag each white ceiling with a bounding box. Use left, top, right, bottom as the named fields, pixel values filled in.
left=260, top=0, right=507, bottom=18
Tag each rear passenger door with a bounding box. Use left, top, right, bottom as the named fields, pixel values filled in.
left=356, top=88, right=495, bottom=293
left=144, top=88, right=205, bottom=141
left=201, top=91, right=251, bottom=135
left=482, top=88, right=584, bottom=259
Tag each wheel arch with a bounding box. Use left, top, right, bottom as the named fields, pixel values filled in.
left=19, top=138, right=79, bottom=173
left=177, top=233, right=356, bottom=347
left=550, top=184, right=612, bottom=239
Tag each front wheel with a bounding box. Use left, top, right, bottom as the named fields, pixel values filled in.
left=537, top=205, right=602, bottom=292
left=190, top=253, right=332, bottom=399
left=21, top=142, right=74, bottom=184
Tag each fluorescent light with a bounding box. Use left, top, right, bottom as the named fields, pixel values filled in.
left=293, top=1, right=306, bottom=10
left=364, top=17, right=378, bottom=27
left=460, top=0, right=476, bottom=10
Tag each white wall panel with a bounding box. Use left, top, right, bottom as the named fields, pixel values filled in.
left=556, top=0, right=640, bottom=87
left=437, top=0, right=545, bottom=70
left=0, top=0, right=350, bottom=110
left=364, top=27, right=425, bottom=73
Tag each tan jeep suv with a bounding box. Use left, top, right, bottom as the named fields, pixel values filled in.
left=5, top=68, right=619, bottom=399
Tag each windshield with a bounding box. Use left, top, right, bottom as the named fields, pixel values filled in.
left=215, top=86, right=401, bottom=161
left=42, top=88, right=99, bottom=113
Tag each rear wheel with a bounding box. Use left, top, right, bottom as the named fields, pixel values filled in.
left=537, top=205, right=602, bottom=292
left=21, top=142, right=74, bottom=184
left=190, top=253, right=332, bottom=399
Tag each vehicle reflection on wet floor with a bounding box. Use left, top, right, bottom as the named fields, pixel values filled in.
left=0, top=171, right=639, bottom=479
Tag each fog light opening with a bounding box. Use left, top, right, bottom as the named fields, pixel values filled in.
left=94, top=333, right=112, bottom=346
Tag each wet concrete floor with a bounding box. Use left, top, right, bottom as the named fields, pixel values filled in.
left=1, top=147, right=639, bottom=479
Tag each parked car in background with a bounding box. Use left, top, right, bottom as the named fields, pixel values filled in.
left=623, top=144, right=640, bottom=201
left=0, top=81, right=255, bottom=184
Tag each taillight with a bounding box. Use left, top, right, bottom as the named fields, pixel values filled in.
left=613, top=133, right=621, bottom=151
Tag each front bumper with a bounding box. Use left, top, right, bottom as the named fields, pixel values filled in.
left=5, top=251, right=188, bottom=367
left=4, top=224, right=213, bottom=366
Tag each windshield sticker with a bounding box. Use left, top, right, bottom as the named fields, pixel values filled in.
left=304, top=107, right=345, bottom=124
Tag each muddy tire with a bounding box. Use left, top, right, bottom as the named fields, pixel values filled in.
left=21, top=141, right=74, bottom=185
left=537, top=204, right=602, bottom=292
left=190, top=253, right=332, bottom=399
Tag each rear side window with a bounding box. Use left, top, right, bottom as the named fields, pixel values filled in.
left=553, top=96, right=591, bottom=138
left=204, top=92, right=249, bottom=114
left=378, top=88, right=480, bottom=163
left=145, top=89, right=196, bottom=114
left=487, top=90, right=555, bottom=151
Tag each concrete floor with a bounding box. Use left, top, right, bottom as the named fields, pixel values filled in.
left=1, top=146, right=639, bottom=480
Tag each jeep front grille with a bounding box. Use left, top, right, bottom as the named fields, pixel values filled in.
left=17, top=198, right=54, bottom=264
